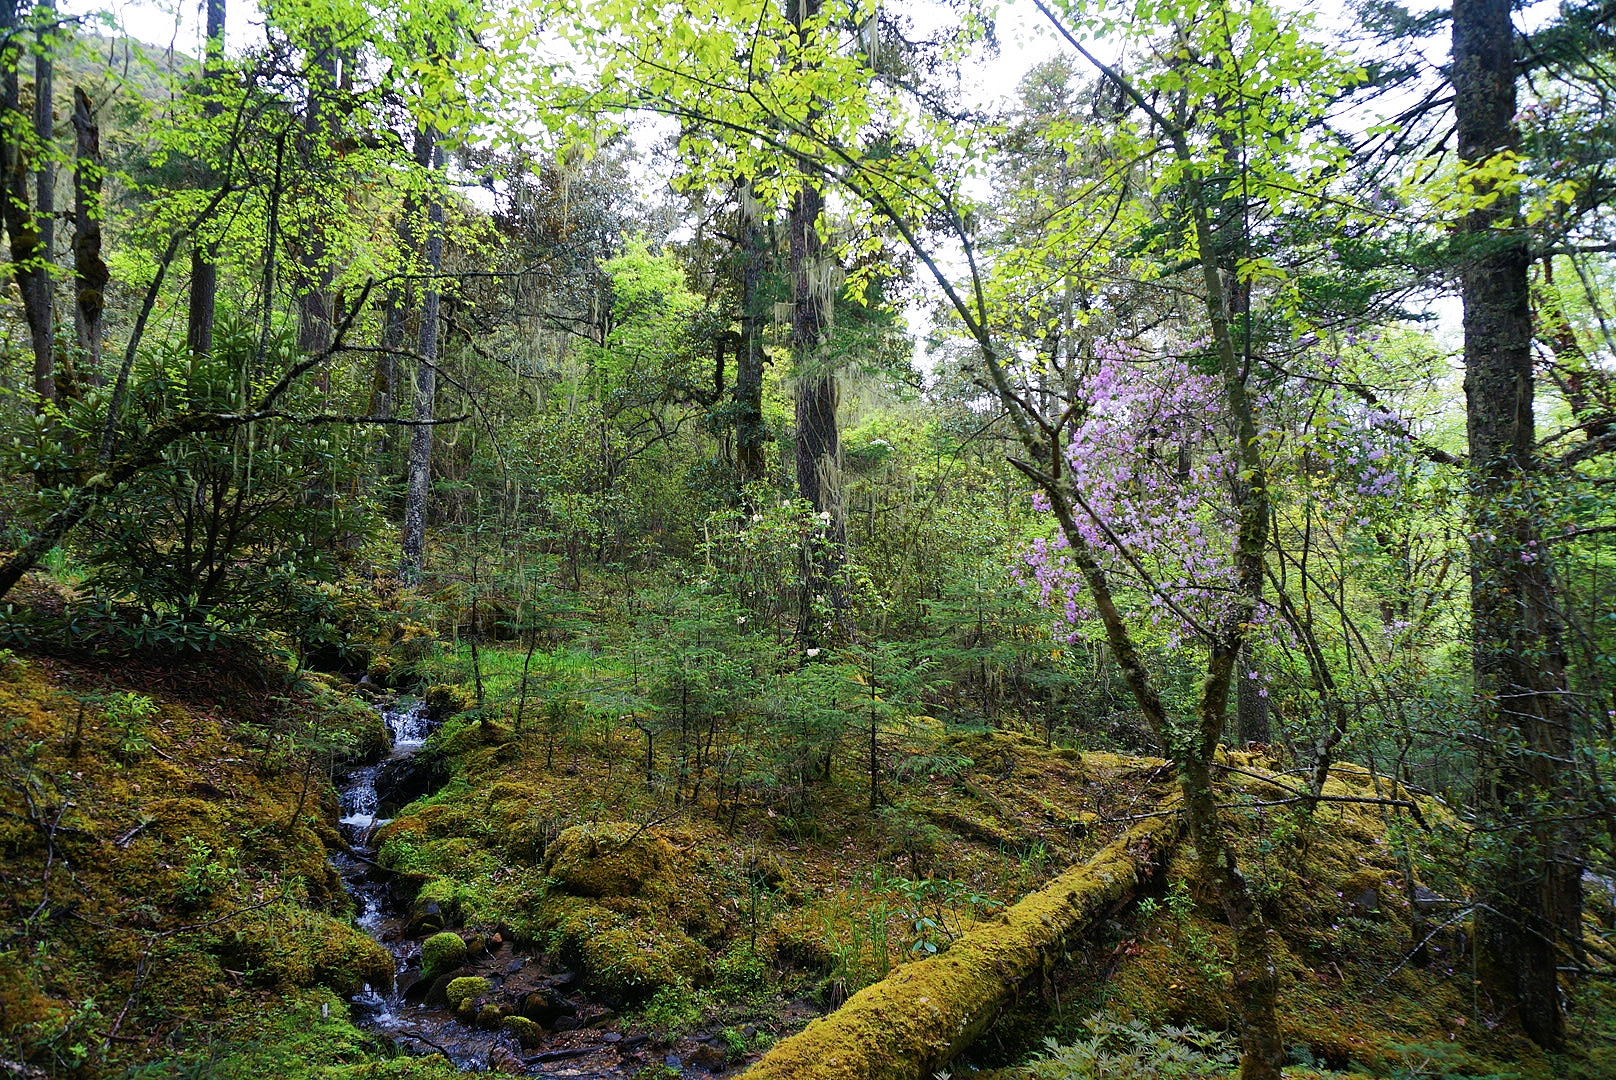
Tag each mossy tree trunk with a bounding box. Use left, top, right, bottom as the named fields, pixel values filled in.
left=744, top=815, right=1179, bottom=1080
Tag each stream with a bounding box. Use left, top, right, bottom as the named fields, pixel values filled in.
left=330, top=700, right=732, bottom=1076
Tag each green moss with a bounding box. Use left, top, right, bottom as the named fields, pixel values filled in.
left=502, top=1013, right=545, bottom=1047
left=424, top=683, right=475, bottom=720
left=538, top=895, right=708, bottom=1000
left=444, top=975, right=490, bottom=1012
left=420, top=932, right=467, bottom=981
left=745, top=816, right=1180, bottom=1080
left=225, top=908, right=395, bottom=994
left=545, top=821, right=677, bottom=898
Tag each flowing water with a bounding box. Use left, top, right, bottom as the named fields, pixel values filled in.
left=330, top=701, right=704, bottom=1076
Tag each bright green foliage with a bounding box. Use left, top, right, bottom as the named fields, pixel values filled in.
left=1026, top=1011, right=1239, bottom=1080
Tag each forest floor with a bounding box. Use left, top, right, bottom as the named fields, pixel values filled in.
left=2, top=643, right=1614, bottom=1080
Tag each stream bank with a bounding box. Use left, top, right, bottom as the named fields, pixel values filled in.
left=330, top=702, right=746, bottom=1077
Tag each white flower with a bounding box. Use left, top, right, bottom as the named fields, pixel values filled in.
left=806, top=647, right=821, bottom=658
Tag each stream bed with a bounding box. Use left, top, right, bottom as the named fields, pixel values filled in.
left=330, top=700, right=740, bottom=1076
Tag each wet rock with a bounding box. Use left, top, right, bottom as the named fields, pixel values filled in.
left=688, top=1044, right=728, bottom=1072
left=487, top=1043, right=526, bottom=1075
left=553, top=1015, right=582, bottom=1032
left=477, top=1003, right=506, bottom=1030
left=506, top=960, right=524, bottom=975
left=375, top=753, right=445, bottom=815
left=603, top=1032, right=623, bottom=1044
left=521, top=989, right=574, bottom=1026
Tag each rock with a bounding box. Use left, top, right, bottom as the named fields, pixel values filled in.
left=1350, top=887, right=1379, bottom=912
left=553, top=1015, right=582, bottom=1032
left=522, top=989, right=574, bottom=1026
left=1412, top=884, right=1445, bottom=915
left=445, top=975, right=491, bottom=1013
left=424, top=683, right=474, bottom=720
left=689, top=1044, right=728, bottom=1071
left=544, top=822, right=677, bottom=898
left=502, top=1015, right=545, bottom=1048
left=603, top=1032, right=623, bottom=1044
left=477, top=1003, right=505, bottom=1030
left=665, top=1054, right=683, bottom=1069
left=406, top=900, right=444, bottom=937
left=487, top=1043, right=526, bottom=1075
left=420, top=931, right=467, bottom=981
left=506, top=960, right=525, bottom=974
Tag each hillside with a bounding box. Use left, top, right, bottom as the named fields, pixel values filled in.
left=3, top=644, right=1609, bottom=1080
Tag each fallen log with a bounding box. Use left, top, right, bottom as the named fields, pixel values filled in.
left=744, top=813, right=1180, bottom=1080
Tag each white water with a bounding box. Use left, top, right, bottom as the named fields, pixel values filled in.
left=339, top=700, right=432, bottom=830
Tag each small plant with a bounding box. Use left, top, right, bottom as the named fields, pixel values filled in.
left=178, top=836, right=239, bottom=906
left=103, top=691, right=159, bottom=759
left=638, top=982, right=704, bottom=1039
left=1026, top=1010, right=1238, bottom=1079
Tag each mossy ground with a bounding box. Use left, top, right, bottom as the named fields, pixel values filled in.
left=5, top=639, right=1612, bottom=1079
left=0, top=651, right=414, bottom=1079
left=369, top=662, right=1614, bottom=1078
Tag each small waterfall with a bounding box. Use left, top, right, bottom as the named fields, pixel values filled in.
left=339, top=701, right=431, bottom=831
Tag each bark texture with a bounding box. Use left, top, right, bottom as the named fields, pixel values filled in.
left=31, top=7, right=54, bottom=399
left=71, top=86, right=106, bottom=382
left=789, top=178, right=844, bottom=633
left=0, top=0, right=55, bottom=403
left=401, top=132, right=442, bottom=583
left=1452, top=0, right=1579, bottom=1049
left=296, top=37, right=337, bottom=357
left=734, top=184, right=769, bottom=487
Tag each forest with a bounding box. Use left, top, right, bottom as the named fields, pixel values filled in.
left=1, top=0, right=1614, bottom=1077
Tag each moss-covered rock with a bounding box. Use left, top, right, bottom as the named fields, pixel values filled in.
left=444, top=975, right=491, bottom=1013
left=420, top=931, right=467, bottom=981
left=424, top=683, right=475, bottom=720
left=538, top=895, right=707, bottom=1000
left=502, top=1014, right=545, bottom=1048
left=225, top=909, right=395, bottom=995
left=544, top=821, right=676, bottom=899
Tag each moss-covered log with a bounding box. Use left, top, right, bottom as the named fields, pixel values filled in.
left=745, top=814, right=1180, bottom=1080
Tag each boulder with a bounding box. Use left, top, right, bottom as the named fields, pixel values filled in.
left=544, top=822, right=676, bottom=899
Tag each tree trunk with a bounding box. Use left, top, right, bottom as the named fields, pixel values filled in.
left=187, top=0, right=226, bottom=358
left=0, top=0, right=55, bottom=404
left=789, top=178, right=844, bottom=637
left=31, top=5, right=55, bottom=400
left=71, top=86, right=106, bottom=384
left=401, top=130, right=442, bottom=583
left=735, top=183, right=769, bottom=488
left=296, top=36, right=336, bottom=359
left=1452, top=0, right=1579, bottom=1049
